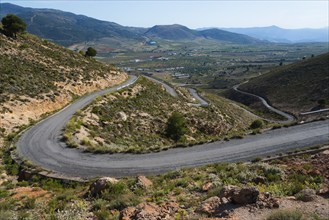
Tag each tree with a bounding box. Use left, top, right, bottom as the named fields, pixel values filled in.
left=1, top=14, right=26, bottom=38
left=85, top=47, right=97, bottom=57
left=165, top=112, right=187, bottom=141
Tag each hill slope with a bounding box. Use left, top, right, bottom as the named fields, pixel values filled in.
left=0, top=3, right=144, bottom=46
left=64, top=77, right=257, bottom=153
left=239, top=52, right=329, bottom=115
left=0, top=32, right=127, bottom=136
left=199, top=28, right=263, bottom=44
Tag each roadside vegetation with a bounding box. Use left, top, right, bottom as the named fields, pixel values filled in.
left=63, top=76, right=257, bottom=153
left=1, top=140, right=328, bottom=219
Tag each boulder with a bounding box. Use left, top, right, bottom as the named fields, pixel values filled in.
left=295, top=188, right=317, bottom=202
left=89, top=177, right=118, bottom=196
left=219, top=185, right=259, bottom=205
left=196, top=196, right=221, bottom=215
left=231, top=186, right=259, bottom=204
left=136, top=176, right=153, bottom=189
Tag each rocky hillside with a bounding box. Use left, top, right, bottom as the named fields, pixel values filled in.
left=1, top=143, right=328, bottom=219
left=239, top=52, right=329, bottom=115
left=64, top=77, right=257, bottom=153
left=0, top=32, right=127, bottom=138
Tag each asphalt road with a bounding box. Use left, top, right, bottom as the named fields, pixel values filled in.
left=187, top=88, right=209, bottom=107
left=16, top=76, right=329, bottom=179
left=233, top=83, right=295, bottom=123
left=142, top=75, right=178, bottom=97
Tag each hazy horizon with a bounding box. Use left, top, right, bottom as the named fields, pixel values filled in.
left=2, top=0, right=328, bottom=29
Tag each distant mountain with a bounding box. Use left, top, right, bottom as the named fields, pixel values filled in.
left=144, top=24, right=200, bottom=40
left=199, top=28, right=264, bottom=44
left=239, top=52, right=329, bottom=114
left=0, top=3, right=144, bottom=46
left=1, top=3, right=265, bottom=46
left=221, top=26, right=329, bottom=43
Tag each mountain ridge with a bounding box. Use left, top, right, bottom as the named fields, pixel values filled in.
left=220, top=26, right=329, bottom=43
left=1, top=3, right=266, bottom=46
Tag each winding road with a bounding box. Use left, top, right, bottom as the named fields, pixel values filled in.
left=142, top=75, right=178, bottom=97
left=233, top=83, right=295, bottom=123
left=187, top=88, right=209, bottom=107
left=15, top=76, right=329, bottom=179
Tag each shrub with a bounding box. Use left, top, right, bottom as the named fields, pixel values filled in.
left=165, top=111, right=187, bottom=141
left=250, top=119, right=263, bottom=129
left=251, top=157, right=262, bottom=163
left=266, top=209, right=304, bottom=220
left=94, top=209, right=110, bottom=220
left=85, top=47, right=97, bottom=57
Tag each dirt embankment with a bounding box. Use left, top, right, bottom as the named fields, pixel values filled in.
left=0, top=72, right=127, bottom=138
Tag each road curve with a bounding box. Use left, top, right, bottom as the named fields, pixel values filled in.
left=16, top=77, right=328, bottom=178
left=187, top=88, right=209, bottom=107
left=233, top=83, right=295, bottom=123
left=142, top=75, right=178, bottom=97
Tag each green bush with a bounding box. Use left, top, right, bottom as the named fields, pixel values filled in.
left=266, top=209, right=304, bottom=220
left=165, top=111, right=187, bottom=141
left=250, top=119, right=263, bottom=129
left=94, top=209, right=110, bottom=220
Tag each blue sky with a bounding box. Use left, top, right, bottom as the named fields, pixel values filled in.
left=2, top=0, right=328, bottom=29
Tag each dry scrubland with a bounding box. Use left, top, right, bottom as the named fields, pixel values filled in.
left=239, top=53, right=329, bottom=116
left=64, top=77, right=257, bottom=153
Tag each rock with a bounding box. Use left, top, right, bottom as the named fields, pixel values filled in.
left=136, top=176, right=153, bottom=189
left=119, top=202, right=179, bottom=220
left=264, top=192, right=271, bottom=199
left=202, top=182, right=214, bottom=191
left=18, top=169, right=33, bottom=181
left=89, top=177, right=119, bottom=196
left=196, top=196, right=221, bottom=215
left=134, top=203, right=160, bottom=220
left=231, top=186, right=259, bottom=204
left=295, top=188, right=317, bottom=202
left=219, top=185, right=240, bottom=198
left=220, top=197, right=229, bottom=204
left=219, top=186, right=259, bottom=205
left=317, top=187, right=329, bottom=195
left=118, top=111, right=127, bottom=121
left=119, top=207, right=136, bottom=220
left=322, top=150, right=329, bottom=155
left=254, top=192, right=280, bottom=209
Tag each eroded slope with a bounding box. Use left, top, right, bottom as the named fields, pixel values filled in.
left=0, top=33, right=127, bottom=137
